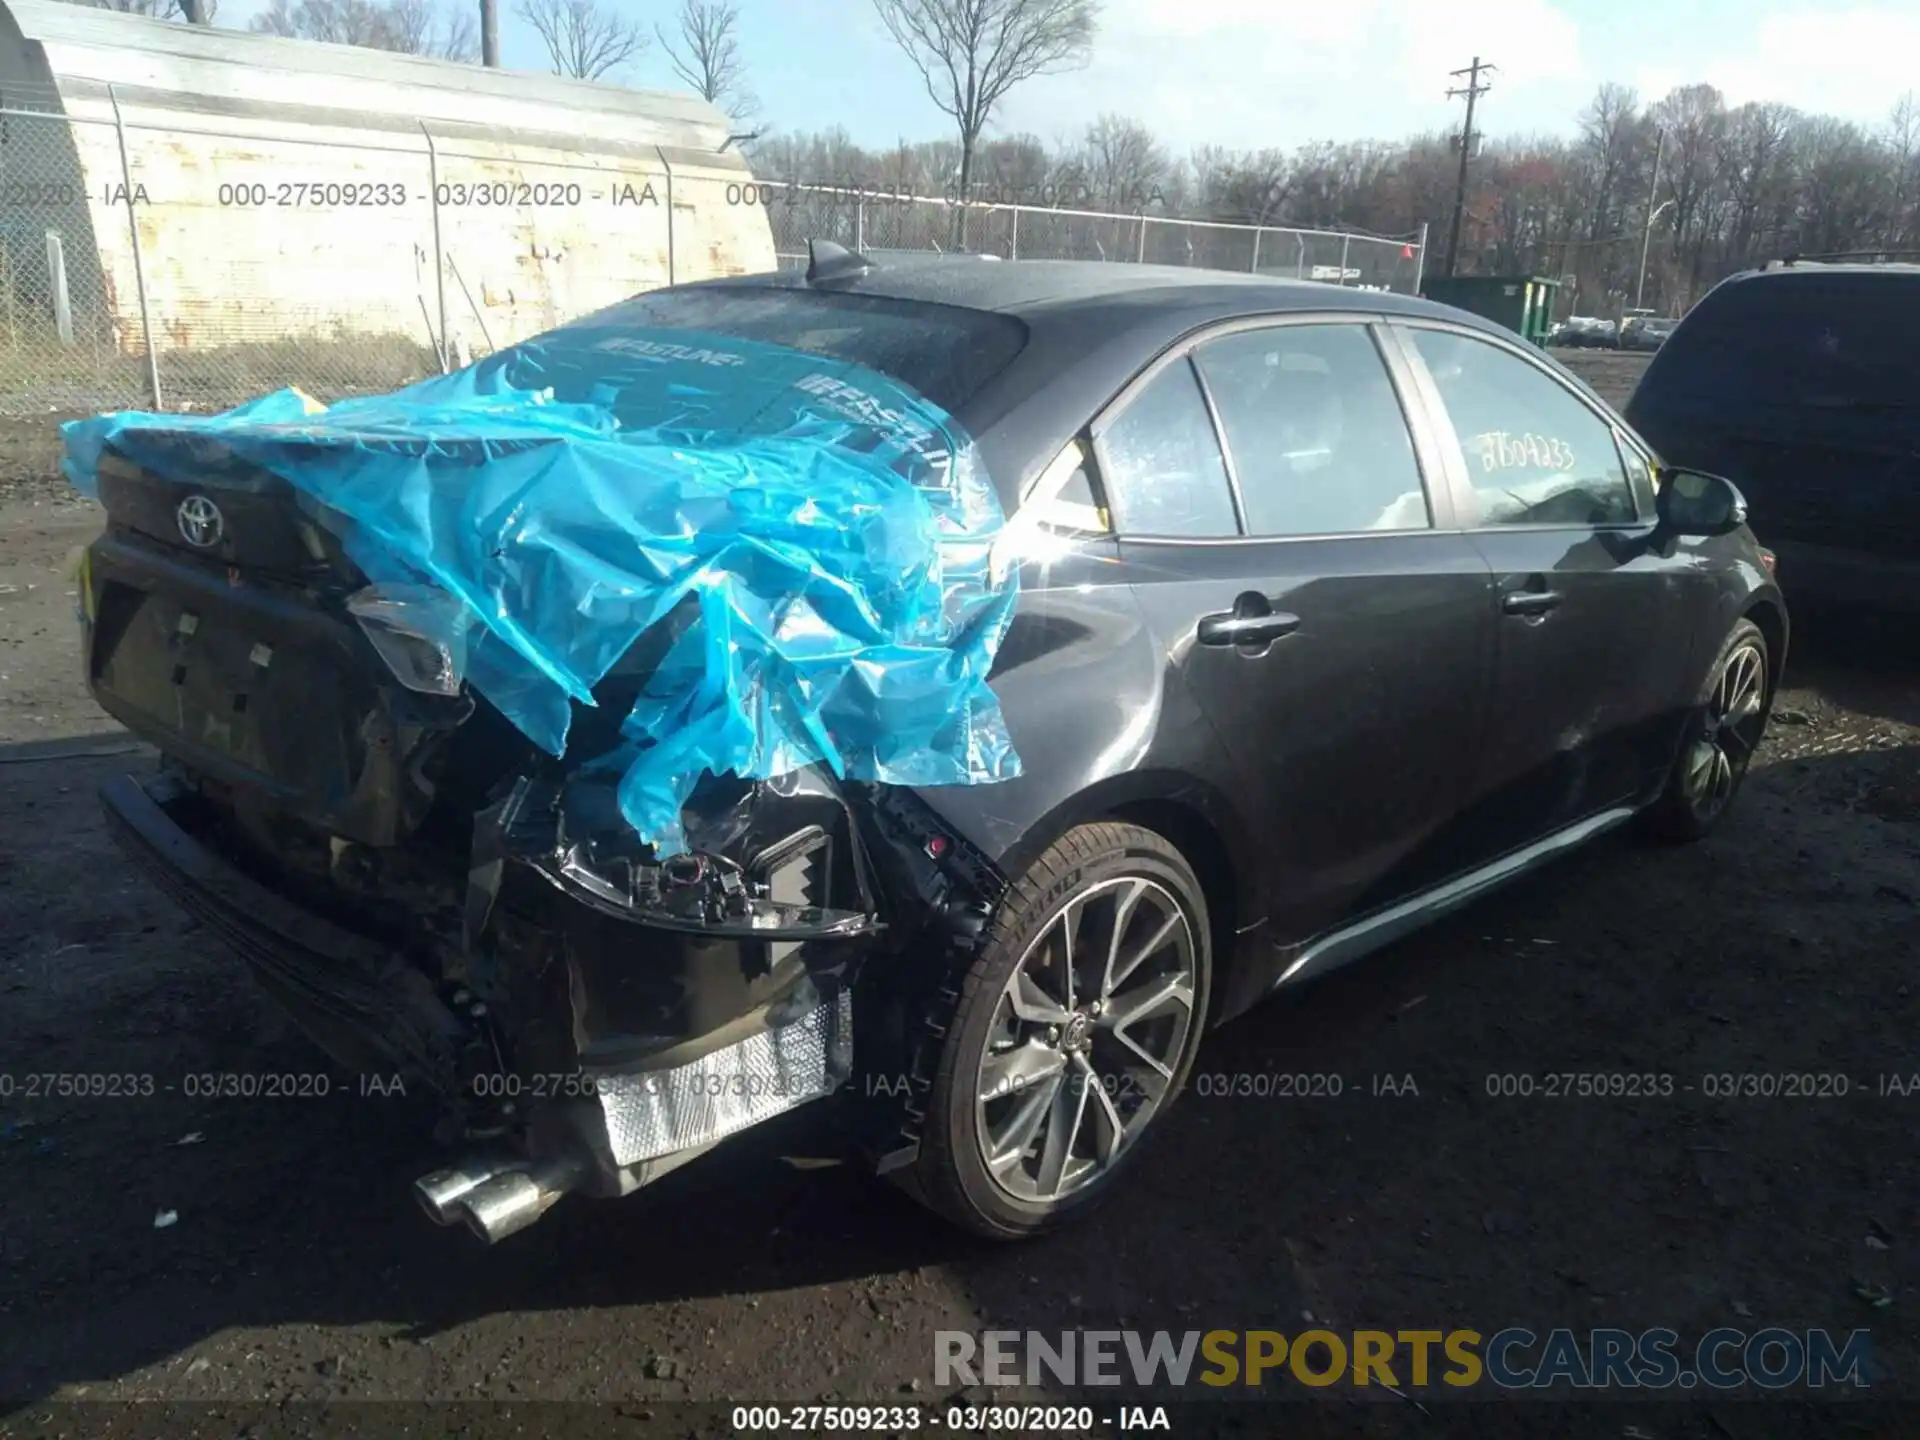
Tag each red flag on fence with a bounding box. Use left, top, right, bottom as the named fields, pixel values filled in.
left=1401, top=244, right=1414, bottom=259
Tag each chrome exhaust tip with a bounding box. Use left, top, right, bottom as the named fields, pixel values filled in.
left=455, top=1155, right=586, bottom=1244
left=414, top=1155, right=520, bottom=1226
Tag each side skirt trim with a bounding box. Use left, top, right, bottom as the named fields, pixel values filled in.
left=1272, top=806, right=1638, bottom=992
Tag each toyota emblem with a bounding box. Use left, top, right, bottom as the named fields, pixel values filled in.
left=176, top=494, right=224, bottom=548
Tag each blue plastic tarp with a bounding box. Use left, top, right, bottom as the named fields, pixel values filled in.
left=62, top=322, right=1021, bottom=855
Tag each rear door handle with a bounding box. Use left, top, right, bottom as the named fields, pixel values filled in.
left=1501, top=590, right=1562, bottom=617
left=1198, top=611, right=1301, bottom=646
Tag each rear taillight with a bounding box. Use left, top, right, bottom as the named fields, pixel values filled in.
left=1758, top=548, right=1777, bottom=577
left=347, top=584, right=472, bottom=695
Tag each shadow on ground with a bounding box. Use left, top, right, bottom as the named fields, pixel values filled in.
left=3, top=699, right=1917, bottom=1417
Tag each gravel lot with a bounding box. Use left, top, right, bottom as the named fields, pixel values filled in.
left=2, top=352, right=1917, bottom=1436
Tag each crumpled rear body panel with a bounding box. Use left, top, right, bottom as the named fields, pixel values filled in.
left=62, top=322, right=1022, bottom=855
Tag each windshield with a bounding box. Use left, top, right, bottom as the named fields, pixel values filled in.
left=1648, top=273, right=1920, bottom=412
left=561, top=285, right=1029, bottom=418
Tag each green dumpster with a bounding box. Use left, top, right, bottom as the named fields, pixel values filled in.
left=1419, top=275, right=1561, bottom=346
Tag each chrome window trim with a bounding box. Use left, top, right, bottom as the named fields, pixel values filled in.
left=1090, top=311, right=1456, bottom=543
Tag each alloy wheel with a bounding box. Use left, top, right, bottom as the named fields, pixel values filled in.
left=1684, top=639, right=1767, bottom=820
left=975, top=875, right=1198, bottom=1204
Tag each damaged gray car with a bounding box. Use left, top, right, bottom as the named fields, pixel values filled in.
left=77, top=250, right=1785, bottom=1243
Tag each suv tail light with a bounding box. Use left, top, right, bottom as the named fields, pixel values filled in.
left=1758, top=548, right=1777, bottom=577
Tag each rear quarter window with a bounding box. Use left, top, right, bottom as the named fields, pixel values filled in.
left=1096, top=359, right=1239, bottom=538
left=560, top=286, right=1028, bottom=418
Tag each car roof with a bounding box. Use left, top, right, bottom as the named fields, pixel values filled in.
left=690, top=254, right=1466, bottom=324
left=1734, top=260, right=1920, bottom=282
left=678, top=256, right=1520, bottom=503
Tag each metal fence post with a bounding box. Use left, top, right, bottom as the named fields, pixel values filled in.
left=1339, top=234, right=1351, bottom=287
left=1137, top=215, right=1148, bottom=263
left=855, top=193, right=865, bottom=254
left=109, top=86, right=162, bottom=410
left=1009, top=205, right=1019, bottom=260
left=1250, top=227, right=1262, bottom=272
left=654, top=145, right=676, bottom=284
left=44, top=233, right=72, bottom=345
left=420, top=122, right=450, bottom=372
left=1412, top=221, right=1430, bottom=294
left=1296, top=232, right=1306, bottom=279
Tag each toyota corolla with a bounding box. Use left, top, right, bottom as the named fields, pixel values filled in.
left=71, top=249, right=1785, bottom=1242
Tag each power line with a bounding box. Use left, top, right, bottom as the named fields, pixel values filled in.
left=1443, top=56, right=1495, bottom=278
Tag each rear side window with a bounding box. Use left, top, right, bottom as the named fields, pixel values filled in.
left=565, top=286, right=1028, bottom=415
left=1097, top=360, right=1239, bottom=538
left=1647, top=274, right=1920, bottom=413
left=1193, top=323, right=1429, bottom=536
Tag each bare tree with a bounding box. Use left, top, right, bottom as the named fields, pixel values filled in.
left=871, top=0, right=1099, bottom=243
left=387, top=0, right=478, bottom=59
left=1212, top=148, right=1295, bottom=226
left=762, top=67, right=1920, bottom=311
left=1717, top=101, right=1796, bottom=260
left=1650, top=83, right=1728, bottom=291
left=516, top=0, right=646, bottom=80
left=1079, top=113, right=1166, bottom=211
left=1886, top=92, right=1920, bottom=245
left=976, top=133, right=1051, bottom=199
left=657, top=0, right=756, bottom=119
left=1794, top=116, right=1886, bottom=255
left=252, top=0, right=391, bottom=45
left=1186, top=144, right=1229, bottom=208
left=1576, top=83, right=1638, bottom=240
left=249, top=0, right=471, bottom=55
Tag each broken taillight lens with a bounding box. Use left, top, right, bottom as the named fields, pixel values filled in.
left=346, top=584, right=472, bottom=695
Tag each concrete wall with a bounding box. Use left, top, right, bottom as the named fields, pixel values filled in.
left=0, top=0, right=775, bottom=372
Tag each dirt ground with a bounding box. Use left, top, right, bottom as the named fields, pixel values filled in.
left=3, top=355, right=1919, bottom=1437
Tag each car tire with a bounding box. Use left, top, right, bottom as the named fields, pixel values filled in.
left=899, top=822, right=1211, bottom=1239
left=1639, top=618, right=1772, bottom=843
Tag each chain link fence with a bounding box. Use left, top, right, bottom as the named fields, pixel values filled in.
left=0, top=104, right=144, bottom=413
left=0, top=92, right=765, bottom=418
left=0, top=94, right=433, bottom=415
left=0, top=97, right=1427, bottom=419
left=759, top=183, right=1428, bottom=294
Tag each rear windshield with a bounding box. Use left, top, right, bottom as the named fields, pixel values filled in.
left=1649, top=272, right=1920, bottom=412
left=564, top=285, right=1028, bottom=418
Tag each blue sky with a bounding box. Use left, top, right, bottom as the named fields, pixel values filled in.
left=216, top=0, right=1919, bottom=155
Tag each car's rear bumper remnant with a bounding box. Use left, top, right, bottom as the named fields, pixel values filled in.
left=98, top=766, right=867, bottom=1242
left=99, top=770, right=465, bottom=1091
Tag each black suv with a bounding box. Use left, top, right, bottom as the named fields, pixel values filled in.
left=1626, top=258, right=1920, bottom=613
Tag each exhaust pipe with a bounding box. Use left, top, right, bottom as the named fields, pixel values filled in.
left=454, top=1153, right=587, bottom=1244
left=414, top=1154, right=523, bottom=1226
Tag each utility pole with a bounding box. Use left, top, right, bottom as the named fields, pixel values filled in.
left=1443, top=56, right=1495, bottom=278
left=481, top=0, right=499, bottom=66
left=1635, top=125, right=1667, bottom=311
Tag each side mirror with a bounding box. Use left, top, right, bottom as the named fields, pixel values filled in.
left=1656, top=468, right=1748, bottom=538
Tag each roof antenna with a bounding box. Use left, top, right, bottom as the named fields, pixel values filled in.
left=805, top=238, right=873, bottom=285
